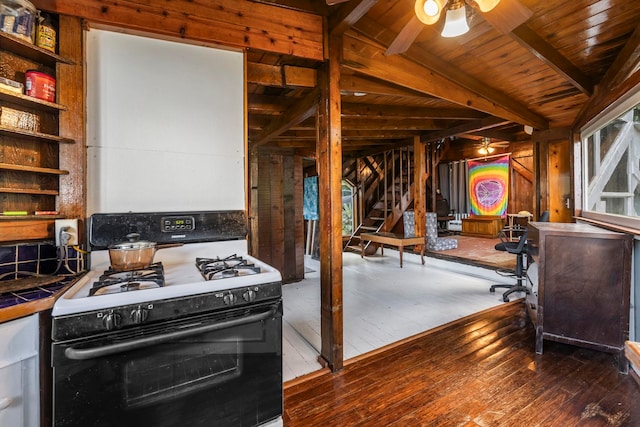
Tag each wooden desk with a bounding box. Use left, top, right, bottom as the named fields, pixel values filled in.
left=461, top=216, right=504, bottom=238
left=360, top=232, right=425, bottom=268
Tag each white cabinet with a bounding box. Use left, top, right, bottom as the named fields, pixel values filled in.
left=0, top=314, right=39, bottom=427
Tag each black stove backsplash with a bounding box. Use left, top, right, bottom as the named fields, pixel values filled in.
left=89, top=210, right=247, bottom=249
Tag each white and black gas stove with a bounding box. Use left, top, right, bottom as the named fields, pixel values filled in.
left=51, top=211, right=283, bottom=427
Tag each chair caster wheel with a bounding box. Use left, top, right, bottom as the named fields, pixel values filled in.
left=489, top=287, right=495, bottom=293
left=503, top=296, right=510, bottom=302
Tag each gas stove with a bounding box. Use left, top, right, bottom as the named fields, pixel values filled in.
left=52, top=211, right=282, bottom=339
left=51, top=211, right=283, bottom=427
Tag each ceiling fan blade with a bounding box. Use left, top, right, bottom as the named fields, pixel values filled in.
left=385, top=16, right=424, bottom=56
left=327, top=0, right=351, bottom=5
left=480, top=0, right=533, bottom=34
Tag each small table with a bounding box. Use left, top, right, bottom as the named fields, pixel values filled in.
left=360, top=232, right=425, bottom=268
left=461, top=216, right=504, bottom=238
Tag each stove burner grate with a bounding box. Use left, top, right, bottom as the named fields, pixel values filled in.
left=196, top=255, right=261, bottom=280
left=89, top=263, right=165, bottom=296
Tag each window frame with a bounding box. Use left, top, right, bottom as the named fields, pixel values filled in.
left=578, top=84, right=640, bottom=232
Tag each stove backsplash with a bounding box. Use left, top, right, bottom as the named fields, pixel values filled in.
left=0, top=242, right=82, bottom=281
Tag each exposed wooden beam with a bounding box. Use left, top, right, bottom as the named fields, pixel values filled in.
left=599, top=21, right=640, bottom=92
left=510, top=24, right=593, bottom=95
left=341, top=103, right=487, bottom=120
left=272, top=129, right=422, bottom=140
left=37, top=0, right=324, bottom=60
left=574, top=71, right=640, bottom=131
left=420, top=116, right=511, bottom=143
left=247, top=63, right=317, bottom=88
left=469, top=129, right=518, bottom=142
left=340, top=75, right=435, bottom=99
left=252, top=88, right=319, bottom=146
left=342, top=32, right=548, bottom=129
left=329, top=0, right=378, bottom=36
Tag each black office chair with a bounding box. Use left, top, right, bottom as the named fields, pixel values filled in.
left=490, top=228, right=529, bottom=302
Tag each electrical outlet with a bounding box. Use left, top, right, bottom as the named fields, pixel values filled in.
left=55, top=219, right=79, bottom=246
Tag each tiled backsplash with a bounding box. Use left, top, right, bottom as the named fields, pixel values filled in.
left=0, top=242, right=84, bottom=281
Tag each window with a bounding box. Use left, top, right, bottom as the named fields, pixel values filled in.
left=342, top=180, right=355, bottom=236
left=581, top=95, right=640, bottom=228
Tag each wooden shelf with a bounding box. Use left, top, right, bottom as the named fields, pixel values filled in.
left=0, top=88, right=68, bottom=112
left=0, top=214, right=63, bottom=220
left=0, top=125, right=74, bottom=144
left=0, top=187, right=59, bottom=195
left=0, top=31, right=73, bottom=66
left=0, top=163, right=69, bottom=175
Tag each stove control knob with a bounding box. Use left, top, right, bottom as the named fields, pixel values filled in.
left=243, top=289, right=257, bottom=302
left=130, top=306, right=149, bottom=324
left=103, top=311, right=121, bottom=331
left=223, top=292, right=237, bottom=306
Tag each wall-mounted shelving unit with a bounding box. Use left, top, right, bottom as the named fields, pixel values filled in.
left=0, top=24, right=76, bottom=241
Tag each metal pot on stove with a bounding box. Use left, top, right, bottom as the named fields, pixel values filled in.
left=108, top=233, right=157, bottom=271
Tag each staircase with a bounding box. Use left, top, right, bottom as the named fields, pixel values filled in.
left=344, top=148, right=414, bottom=254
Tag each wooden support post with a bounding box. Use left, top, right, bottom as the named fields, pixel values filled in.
left=316, top=35, right=343, bottom=371
left=413, top=136, right=427, bottom=240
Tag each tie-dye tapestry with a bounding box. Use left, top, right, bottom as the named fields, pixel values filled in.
left=468, top=155, right=509, bottom=216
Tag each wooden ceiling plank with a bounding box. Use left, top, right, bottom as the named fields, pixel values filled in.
left=420, top=116, right=511, bottom=143
left=343, top=32, right=548, bottom=129
left=510, top=24, right=594, bottom=95
left=598, top=21, right=640, bottom=92
left=480, top=0, right=533, bottom=35
left=252, top=88, right=320, bottom=146
left=385, top=16, right=423, bottom=56
left=329, top=0, right=379, bottom=36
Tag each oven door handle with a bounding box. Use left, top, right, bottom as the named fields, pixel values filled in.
left=64, top=304, right=279, bottom=360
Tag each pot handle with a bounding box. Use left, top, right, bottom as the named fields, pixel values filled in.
left=125, top=233, right=141, bottom=242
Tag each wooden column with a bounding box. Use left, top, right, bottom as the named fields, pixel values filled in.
left=316, top=34, right=343, bottom=371
left=57, top=16, right=85, bottom=220
left=413, top=136, right=427, bottom=239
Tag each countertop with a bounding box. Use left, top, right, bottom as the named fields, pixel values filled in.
left=0, top=275, right=82, bottom=324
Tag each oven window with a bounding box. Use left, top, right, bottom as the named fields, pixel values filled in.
left=124, top=340, right=242, bottom=408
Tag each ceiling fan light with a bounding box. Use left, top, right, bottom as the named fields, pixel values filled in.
left=441, top=3, right=469, bottom=37
left=478, top=146, right=488, bottom=155
left=415, top=0, right=444, bottom=25
left=472, top=0, right=501, bottom=13
left=423, top=0, right=440, bottom=16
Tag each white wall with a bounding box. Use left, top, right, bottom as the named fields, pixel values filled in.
left=86, top=29, right=245, bottom=215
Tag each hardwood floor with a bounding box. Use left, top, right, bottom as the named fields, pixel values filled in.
left=284, top=301, right=640, bottom=426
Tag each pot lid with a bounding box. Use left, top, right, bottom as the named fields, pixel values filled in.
left=109, top=233, right=156, bottom=250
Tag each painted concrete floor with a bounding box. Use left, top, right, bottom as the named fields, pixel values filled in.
left=282, top=250, right=516, bottom=382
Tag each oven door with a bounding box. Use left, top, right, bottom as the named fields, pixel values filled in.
left=52, top=300, right=282, bottom=427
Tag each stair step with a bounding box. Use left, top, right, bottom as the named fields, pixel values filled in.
left=360, top=226, right=378, bottom=231
left=344, top=245, right=362, bottom=253
left=370, top=217, right=385, bottom=221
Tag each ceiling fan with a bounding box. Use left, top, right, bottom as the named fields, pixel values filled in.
left=474, top=137, right=509, bottom=155
left=386, top=0, right=532, bottom=55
